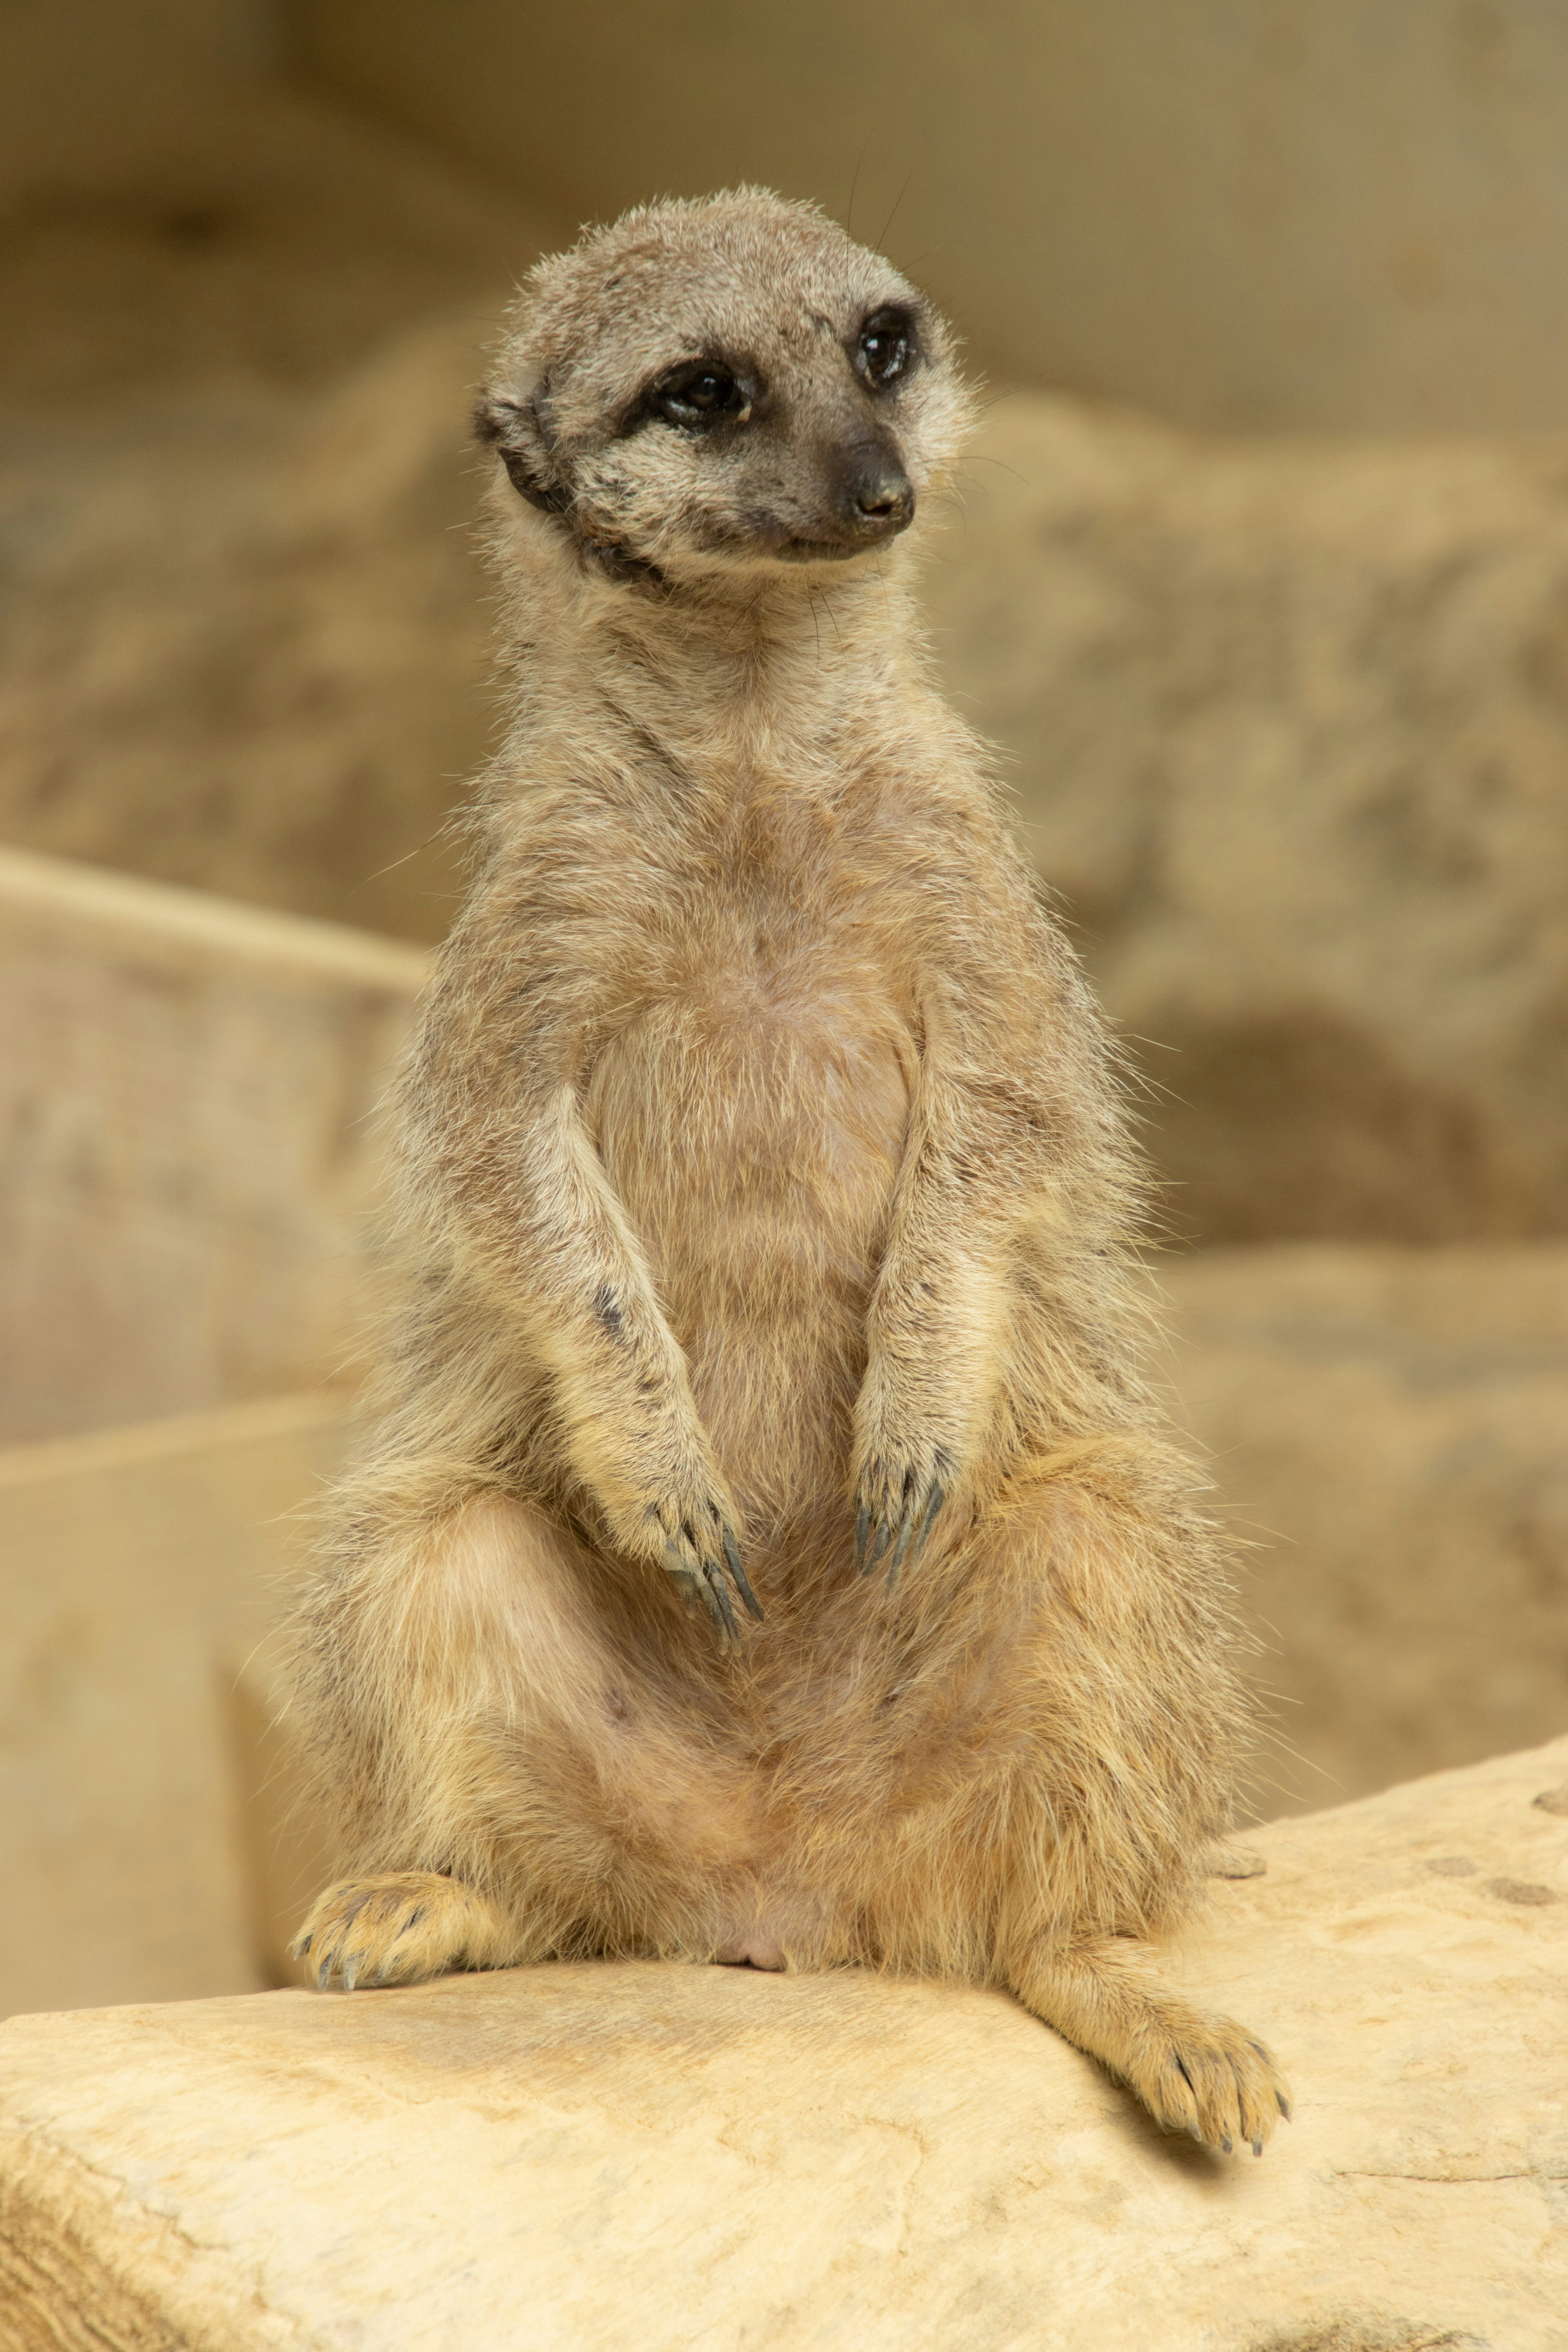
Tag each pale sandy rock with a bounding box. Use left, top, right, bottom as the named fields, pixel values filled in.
left=1158, top=1243, right=1568, bottom=1814
left=0, top=848, right=406, bottom=2014
left=1, top=1735, right=1563, bottom=2350
left=925, top=396, right=1568, bottom=1241
left=0, top=1394, right=346, bottom=2022
left=0, top=848, right=426, bottom=1443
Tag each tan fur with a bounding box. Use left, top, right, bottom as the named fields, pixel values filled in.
left=290, top=189, right=1289, bottom=2156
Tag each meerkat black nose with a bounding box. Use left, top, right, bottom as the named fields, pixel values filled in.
left=832, top=443, right=915, bottom=537
left=856, top=472, right=914, bottom=523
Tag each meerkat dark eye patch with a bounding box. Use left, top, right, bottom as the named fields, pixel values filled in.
left=648, top=361, right=750, bottom=428
left=855, top=306, right=915, bottom=390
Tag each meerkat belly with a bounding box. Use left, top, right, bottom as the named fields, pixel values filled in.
left=590, top=979, right=912, bottom=1517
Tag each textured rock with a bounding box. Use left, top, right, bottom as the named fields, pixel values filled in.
left=1, top=1735, right=1564, bottom=2350
left=925, top=396, right=1568, bottom=1242
left=1159, top=1243, right=1568, bottom=1814
left=0, top=322, right=488, bottom=941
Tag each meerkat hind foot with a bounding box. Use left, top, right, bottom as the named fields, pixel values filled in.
left=1016, top=1942, right=1291, bottom=2156
left=292, top=1870, right=512, bottom=1993
left=1124, top=2005, right=1289, bottom=2155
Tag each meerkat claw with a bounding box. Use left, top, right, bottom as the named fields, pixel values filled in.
left=855, top=1488, right=897, bottom=1572
left=722, top=1527, right=763, bottom=1620
left=885, top=1476, right=948, bottom=1587
left=657, top=1500, right=755, bottom=1639
left=856, top=1454, right=953, bottom=1585
left=705, top=1568, right=738, bottom=1642
left=913, top=1482, right=946, bottom=1558
left=665, top=1544, right=728, bottom=1636
left=663, top=1554, right=703, bottom=1609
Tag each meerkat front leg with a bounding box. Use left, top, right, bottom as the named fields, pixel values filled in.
left=499, top=1089, right=762, bottom=1636
left=853, top=1054, right=1007, bottom=1576
left=852, top=888, right=1130, bottom=1581
left=406, top=947, right=761, bottom=1639
left=294, top=1872, right=516, bottom=1991
left=527, top=1089, right=760, bottom=1633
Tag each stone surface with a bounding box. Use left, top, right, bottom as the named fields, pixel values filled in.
left=925, top=394, right=1568, bottom=1242
left=1159, top=1243, right=1568, bottom=1814
left=0, top=847, right=425, bottom=1443
left=1, top=1735, right=1564, bottom=2350
left=0, top=1393, right=345, bottom=2022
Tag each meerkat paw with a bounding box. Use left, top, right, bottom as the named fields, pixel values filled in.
left=611, top=1461, right=760, bottom=1639
left=290, top=1871, right=512, bottom=1992
left=649, top=1492, right=761, bottom=1639
left=1122, top=2008, right=1291, bottom=2156
left=852, top=1441, right=956, bottom=1580
left=1015, top=1944, right=1291, bottom=2156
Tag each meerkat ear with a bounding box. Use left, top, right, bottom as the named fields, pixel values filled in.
left=474, top=389, right=572, bottom=519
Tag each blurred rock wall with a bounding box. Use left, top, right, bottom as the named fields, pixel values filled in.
left=0, top=84, right=562, bottom=940
left=7, top=158, right=1564, bottom=1241
left=301, top=0, right=1568, bottom=439
left=924, top=399, right=1568, bottom=1242
left=1159, top=1245, right=1568, bottom=1811
left=0, top=2, right=280, bottom=207
left=0, top=65, right=1563, bottom=1871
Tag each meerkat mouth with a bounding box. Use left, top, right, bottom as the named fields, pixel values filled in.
left=774, top=533, right=902, bottom=564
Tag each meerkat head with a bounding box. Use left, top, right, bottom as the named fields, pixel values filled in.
left=475, top=188, right=973, bottom=588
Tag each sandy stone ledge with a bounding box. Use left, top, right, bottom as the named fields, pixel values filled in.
left=1, top=1740, right=1564, bottom=2352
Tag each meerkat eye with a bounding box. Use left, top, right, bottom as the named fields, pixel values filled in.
left=650, top=362, right=747, bottom=427
left=856, top=307, right=914, bottom=389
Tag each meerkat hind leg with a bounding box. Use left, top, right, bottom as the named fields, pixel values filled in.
left=1012, top=1939, right=1291, bottom=2156
left=292, top=1871, right=515, bottom=1992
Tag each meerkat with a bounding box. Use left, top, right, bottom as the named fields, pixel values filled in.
left=289, top=188, right=1290, bottom=2157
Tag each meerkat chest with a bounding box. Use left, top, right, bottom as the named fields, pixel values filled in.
left=586, top=862, right=915, bottom=1311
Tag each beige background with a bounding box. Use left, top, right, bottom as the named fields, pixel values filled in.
left=298, top=0, right=1568, bottom=434
left=0, top=1, right=279, bottom=199
left=16, top=0, right=1568, bottom=431
left=2, top=0, right=1567, bottom=2020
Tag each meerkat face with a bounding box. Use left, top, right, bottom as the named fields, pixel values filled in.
left=475, top=189, right=973, bottom=586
